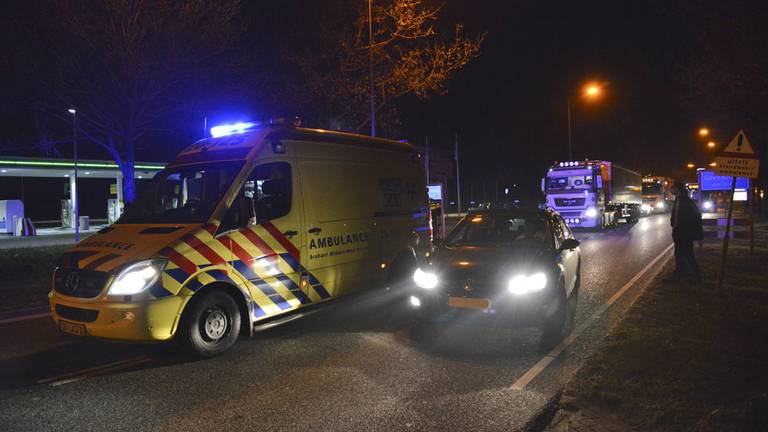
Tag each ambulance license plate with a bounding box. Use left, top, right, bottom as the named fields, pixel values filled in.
left=448, top=297, right=490, bottom=310
left=59, top=320, right=86, bottom=337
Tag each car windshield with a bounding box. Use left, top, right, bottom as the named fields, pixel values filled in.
left=117, top=161, right=244, bottom=224
left=546, top=174, right=593, bottom=191
left=445, top=214, right=547, bottom=246
left=642, top=183, right=662, bottom=194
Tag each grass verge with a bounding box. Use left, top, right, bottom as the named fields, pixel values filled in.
left=563, top=238, right=768, bottom=431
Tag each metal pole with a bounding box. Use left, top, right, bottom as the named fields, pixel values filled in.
left=567, top=98, right=572, bottom=161
left=425, top=136, right=429, bottom=185
left=455, top=132, right=461, bottom=214
left=368, top=0, right=375, bottom=137
left=73, top=111, right=79, bottom=243
left=716, top=176, right=737, bottom=295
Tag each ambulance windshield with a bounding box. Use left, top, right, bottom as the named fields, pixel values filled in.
left=118, top=161, right=243, bottom=224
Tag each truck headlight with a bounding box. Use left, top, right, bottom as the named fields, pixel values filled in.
left=656, top=202, right=665, bottom=210
left=108, top=259, right=167, bottom=296
left=413, top=268, right=438, bottom=289
left=508, top=272, right=547, bottom=295
left=585, top=207, right=598, bottom=218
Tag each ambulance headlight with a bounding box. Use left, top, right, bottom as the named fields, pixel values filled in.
left=508, top=272, right=547, bottom=295
left=108, top=259, right=168, bottom=296
left=585, top=207, right=598, bottom=218
left=413, top=268, right=438, bottom=289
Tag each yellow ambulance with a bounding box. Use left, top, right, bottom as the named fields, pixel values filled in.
left=49, top=120, right=431, bottom=356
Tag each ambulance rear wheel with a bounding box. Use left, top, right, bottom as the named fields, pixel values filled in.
left=180, top=291, right=241, bottom=357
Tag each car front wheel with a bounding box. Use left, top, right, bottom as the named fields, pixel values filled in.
left=179, top=291, right=241, bottom=358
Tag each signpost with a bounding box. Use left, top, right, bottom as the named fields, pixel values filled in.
left=713, top=130, right=760, bottom=295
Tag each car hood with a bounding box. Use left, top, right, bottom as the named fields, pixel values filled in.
left=58, top=223, right=205, bottom=273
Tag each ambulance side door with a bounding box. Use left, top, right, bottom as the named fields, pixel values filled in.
left=221, top=160, right=313, bottom=319
left=300, top=159, right=377, bottom=298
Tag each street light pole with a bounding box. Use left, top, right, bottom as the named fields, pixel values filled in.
left=68, top=108, right=79, bottom=243
left=368, top=0, right=375, bottom=137
left=567, top=98, right=572, bottom=160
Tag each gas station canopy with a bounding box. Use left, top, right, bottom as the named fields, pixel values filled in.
left=0, top=156, right=165, bottom=179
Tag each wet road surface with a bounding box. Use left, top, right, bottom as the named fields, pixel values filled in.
left=0, top=214, right=673, bottom=431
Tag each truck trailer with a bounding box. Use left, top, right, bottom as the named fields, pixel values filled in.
left=543, top=160, right=642, bottom=229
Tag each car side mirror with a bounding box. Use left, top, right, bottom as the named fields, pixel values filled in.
left=558, top=238, right=580, bottom=252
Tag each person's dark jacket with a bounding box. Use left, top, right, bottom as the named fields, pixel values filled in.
left=671, top=196, right=703, bottom=240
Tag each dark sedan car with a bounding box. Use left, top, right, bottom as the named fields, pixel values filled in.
left=410, top=209, right=580, bottom=340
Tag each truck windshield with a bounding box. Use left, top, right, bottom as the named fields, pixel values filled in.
left=642, top=183, right=662, bottom=194
left=546, top=174, right=593, bottom=192
left=117, top=161, right=244, bottom=224
left=446, top=214, right=546, bottom=246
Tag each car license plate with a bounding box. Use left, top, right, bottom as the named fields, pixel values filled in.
left=59, top=320, right=86, bottom=337
left=448, top=297, right=491, bottom=310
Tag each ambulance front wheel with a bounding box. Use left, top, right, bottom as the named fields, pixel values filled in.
left=179, top=291, right=241, bottom=357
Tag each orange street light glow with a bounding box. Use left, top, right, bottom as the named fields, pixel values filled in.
left=698, top=128, right=709, bottom=136
left=707, top=141, right=716, bottom=148
left=709, top=162, right=717, bottom=167
left=687, top=163, right=696, bottom=168
left=583, top=83, right=602, bottom=98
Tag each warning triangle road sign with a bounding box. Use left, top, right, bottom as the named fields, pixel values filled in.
left=719, top=130, right=756, bottom=157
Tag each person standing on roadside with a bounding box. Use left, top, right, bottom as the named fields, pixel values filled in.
left=666, top=181, right=703, bottom=282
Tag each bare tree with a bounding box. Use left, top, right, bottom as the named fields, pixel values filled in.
left=18, top=0, right=248, bottom=202
left=287, top=0, right=484, bottom=136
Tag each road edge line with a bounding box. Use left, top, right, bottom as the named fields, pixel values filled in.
left=37, top=356, right=152, bottom=384
left=511, top=242, right=674, bottom=391
left=0, top=311, right=52, bottom=326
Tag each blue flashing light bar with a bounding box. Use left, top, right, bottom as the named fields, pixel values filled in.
left=210, top=122, right=258, bottom=138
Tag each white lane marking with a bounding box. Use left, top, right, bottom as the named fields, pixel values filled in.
left=38, top=356, right=152, bottom=386
left=0, top=311, right=51, bottom=326
left=511, top=242, right=674, bottom=391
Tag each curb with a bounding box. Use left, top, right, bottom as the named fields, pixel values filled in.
left=522, top=389, right=563, bottom=432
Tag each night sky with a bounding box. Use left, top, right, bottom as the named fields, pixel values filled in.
left=2, top=0, right=766, bottom=206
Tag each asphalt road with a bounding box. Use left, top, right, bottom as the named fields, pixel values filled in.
left=0, top=214, right=673, bottom=431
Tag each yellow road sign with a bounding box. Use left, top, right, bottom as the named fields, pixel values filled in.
left=714, top=130, right=760, bottom=179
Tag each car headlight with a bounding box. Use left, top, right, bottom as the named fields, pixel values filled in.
left=641, top=204, right=652, bottom=212
left=108, top=259, right=167, bottom=296
left=508, top=272, right=547, bottom=295
left=413, top=268, right=438, bottom=289
left=585, top=207, right=598, bottom=218
left=656, top=202, right=665, bottom=209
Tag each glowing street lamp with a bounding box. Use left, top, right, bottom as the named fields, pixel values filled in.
left=584, top=84, right=601, bottom=98
left=707, top=141, right=716, bottom=148
left=687, top=163, right=696, bottom=169
left=709, top=162, right=717, bottom=167
left=567, top=81, right=605, bottom=160
left=698, top=128, right=710, bottom=137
